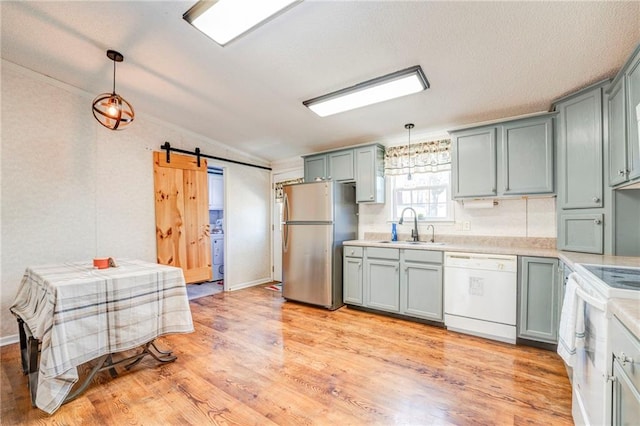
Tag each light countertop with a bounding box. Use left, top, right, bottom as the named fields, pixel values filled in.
left=610, top=298, right=640, bottom=338
left=344, top=238, right=640, bottom=337
left=343, top=239, right=558, bottom=258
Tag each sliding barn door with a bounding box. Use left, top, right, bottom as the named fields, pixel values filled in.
left=153, top=151, right=212, bottom=283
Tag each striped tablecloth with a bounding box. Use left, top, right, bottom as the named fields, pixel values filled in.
left=10, top=259, right=194, bottom=414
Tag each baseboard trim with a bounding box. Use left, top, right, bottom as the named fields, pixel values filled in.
left=1, top=334, right=19, bottom=347
left=228, top=278, right=273, bottom=291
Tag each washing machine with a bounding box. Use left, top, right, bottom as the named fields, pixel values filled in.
left=211, top=234, right=224, bottom=281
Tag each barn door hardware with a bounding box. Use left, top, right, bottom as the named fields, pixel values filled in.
left=160, top=142, right=271, bottom=171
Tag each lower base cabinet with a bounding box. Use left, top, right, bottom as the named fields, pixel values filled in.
left=365, top=247, right=400, bottom=313
left=343, top=247, right=363, bottom=305
left=611, top=316, right=640, bottom=425
left=401, top=250, right=443, bottom=321
left=344, top=246, right=443, bottom=322
left=518, top=256, right=561, bottom=344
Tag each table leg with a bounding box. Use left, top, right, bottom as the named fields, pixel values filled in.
left=64, top=354, right=111, bottom=404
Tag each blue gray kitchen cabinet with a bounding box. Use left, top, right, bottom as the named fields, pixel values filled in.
left=610, top=316, right=640, bottom=425
left=343, top=246, right=363, bottom=305
left=554, top=80, right=611, bottom=254
left=518, top=256, right=561, bottom=344
left=303, top=144, right=384, bottom=202
left=303, top=149, right=354, bottom=182
left=556, top=84, right=605, bottom=209
left=328, top=150, right=355, bottom=181
left=355, top=144, right=385, bottom=203
left=450, top=113, right=555, bottom=199
left=607, top=43, right=640, bottom=187
left=559, top=213, right=604, bottom=254
left=303, top=154, right=327, bottom=182
left=400, top=249, right=443, bottom=321
left=451, top=126, right=498, bottom=198
left=608, top=77, right=628, bottom=186
left=626, top=47, right=640, bottom=182
left=501, top=116, right=554, bottom=195
left=365, top=247, right=400, bottom=313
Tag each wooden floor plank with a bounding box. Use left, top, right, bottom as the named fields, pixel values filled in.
left=1, top=286, right=573, bottom=425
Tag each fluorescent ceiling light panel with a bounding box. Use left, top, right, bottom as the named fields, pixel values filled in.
left=184, top=0, right=299, bottom=46
left=303, top=66, right=430, bottom=117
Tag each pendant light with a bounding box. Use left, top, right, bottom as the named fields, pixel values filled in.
left=405, top=123, right=414, bottom=180
left=92, top=50, right=134, bottom=130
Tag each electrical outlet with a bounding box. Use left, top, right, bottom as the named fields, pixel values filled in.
left=463, top=221, right=471, bottom=231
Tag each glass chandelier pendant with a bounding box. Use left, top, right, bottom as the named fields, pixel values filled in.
left=92, top=50, right=134, bottom=130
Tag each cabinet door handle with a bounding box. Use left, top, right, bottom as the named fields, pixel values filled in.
left=594, top=219, right=602, bottom=225
left=618, top=170, right=626, bottom=176
left=593, top=196, right=600, bottom=203
left=369, top=195, right=374, bottom=200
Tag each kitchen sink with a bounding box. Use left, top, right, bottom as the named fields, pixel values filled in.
left=378, top=241, right=445, bottom=245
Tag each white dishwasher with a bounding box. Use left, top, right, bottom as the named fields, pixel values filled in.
left=444, top=252, right=517, bottom=344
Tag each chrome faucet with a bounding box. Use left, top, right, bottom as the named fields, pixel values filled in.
left=399, top=207, right=419, bottom=242
left=426, top=224, right=435, bottom=243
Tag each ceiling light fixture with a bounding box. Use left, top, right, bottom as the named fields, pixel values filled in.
left=405, top=123, right=414, bottom=180
left=92, top=50, right=134, bottom=131
left=183, top=0, right=300, bottom=47
left=303, top=66, right=429, bottom=117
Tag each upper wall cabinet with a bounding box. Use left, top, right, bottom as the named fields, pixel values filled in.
left=328, top=150, right=355, bottom=181
left=449, top=113, right=555, bottom=199
left=304, top=155, right=328, bottom=182
left=451, top=126, right=497, bottom=198
left=553, top=80, right=610, bottom=254
left=355, top=144, right=385, bottom=203
left=556, top=86, right=604, bottom=209
left=302, top=144, right=385, bottom=203
left=501, top=116, right=554, bottom=195
left=607, top=44, right=640, bottom=187
left=303, top=149, right=354, bottom=182
left=208, top=173, right=223, bottom=210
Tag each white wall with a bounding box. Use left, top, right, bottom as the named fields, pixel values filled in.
left=0, top=61, right=272, bottom=341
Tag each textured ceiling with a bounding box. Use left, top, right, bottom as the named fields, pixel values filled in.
left=1, top=1, right=639, bottom=163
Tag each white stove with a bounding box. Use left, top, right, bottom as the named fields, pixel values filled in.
left=564, top=263, right=640, bottom=425
left=575, top=264, right=640, bottom=299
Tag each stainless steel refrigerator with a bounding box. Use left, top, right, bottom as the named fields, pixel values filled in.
left=282, top=181, right=357, bottom=310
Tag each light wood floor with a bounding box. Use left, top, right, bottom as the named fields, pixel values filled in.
left=1, top=286, right=573, bottom=425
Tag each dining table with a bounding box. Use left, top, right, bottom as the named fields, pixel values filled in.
left=10, top=258, right=194, bottom=414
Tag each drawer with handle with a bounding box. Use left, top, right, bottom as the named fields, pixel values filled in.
left=344, top=246, right=363, bottom=258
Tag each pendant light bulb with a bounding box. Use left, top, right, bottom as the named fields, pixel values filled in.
left=106, top=98, right=120, bottom=118
left=405, top=123, right=414, bottom=180
left=92, top=50, right=134, bottom=130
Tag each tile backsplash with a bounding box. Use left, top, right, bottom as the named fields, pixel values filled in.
left=358, top=197, right=556, bottom=241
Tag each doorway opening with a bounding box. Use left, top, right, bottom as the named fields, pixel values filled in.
left=208, top=166, right=224, bottom=295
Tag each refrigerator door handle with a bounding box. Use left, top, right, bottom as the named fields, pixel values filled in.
left=283, top=192, right=290, bottom=223
left=282, top=193, right=289, bottom=252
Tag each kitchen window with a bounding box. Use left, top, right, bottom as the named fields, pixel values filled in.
left=385, top=138, right=453, bottom=222
left=390, top=171, right=453, bottom=222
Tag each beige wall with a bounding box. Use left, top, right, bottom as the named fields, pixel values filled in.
left=0, top=61, right=272, bottom=342
left=358, top=196, right=556, bottom=239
